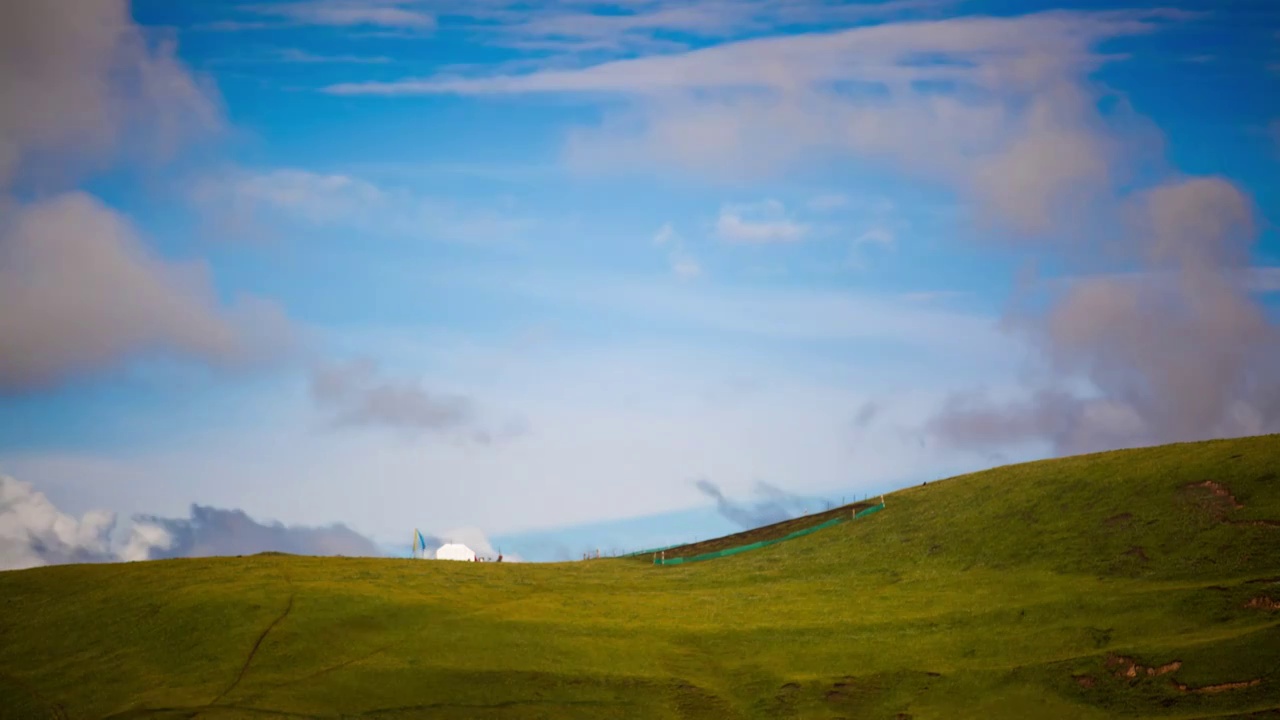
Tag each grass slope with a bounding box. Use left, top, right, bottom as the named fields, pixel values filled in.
left=3, top=435, right=1280, bottom=719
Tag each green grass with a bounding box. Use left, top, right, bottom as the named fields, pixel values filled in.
left=3, top=435, right=1280, bottom=719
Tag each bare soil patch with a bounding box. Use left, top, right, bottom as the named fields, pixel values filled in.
left=1185, top=480, right=1243, bottom=510
left=1172, top=678, right=1262, bottom=693
left=1123, top=546, right=1149, bottom=562
left=1105, top=654, right=1181, bottom=681
left=1180, top=480, right=1280, bottom=527
left=1245, top=596, right=1280, bottom=611
left=1104, top=513, right=1133, bottom=528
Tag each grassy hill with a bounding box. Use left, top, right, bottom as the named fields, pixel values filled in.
left=2, top=435, right=1279, bottom=719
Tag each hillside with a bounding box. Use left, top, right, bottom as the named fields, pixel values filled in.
left=2, top=435, right=1279, bottom=719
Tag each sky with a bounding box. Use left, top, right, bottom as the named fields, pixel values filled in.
left=1, top=0, right=1278, bottom=567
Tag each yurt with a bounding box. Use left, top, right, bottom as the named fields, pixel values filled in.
left=436, top=543, right=477, bottom=562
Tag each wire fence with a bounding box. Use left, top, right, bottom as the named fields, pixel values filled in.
left=651, top=501, right=886, bottom=566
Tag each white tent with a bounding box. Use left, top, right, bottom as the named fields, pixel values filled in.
left=436, top=543, right=477, bottom=562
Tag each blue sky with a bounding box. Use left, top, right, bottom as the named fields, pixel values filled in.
left=1, top=0, right=1278, bottom=565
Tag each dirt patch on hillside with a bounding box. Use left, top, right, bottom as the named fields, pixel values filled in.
left=1245, top=596, right=1280, bottom=611
left=1105, top=654, right=1181, bottom=680
left=1074, top=674, right=1097, bottom=688
left=1104, top=513, right=1133, bottom=528
left=1182, top=479, right=1244, bottom=507
left=824, top=676, right=857, bottom=704
left=673, top=681, right=740, bottom=718
left=1180, top=481, right=1279, bottom=527
left=1123, top=546, right=1149, bottom=562
left=1172, top=678, right=1262, bottom=693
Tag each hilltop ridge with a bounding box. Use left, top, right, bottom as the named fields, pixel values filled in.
left=2, top=434, right=1279, bottom=719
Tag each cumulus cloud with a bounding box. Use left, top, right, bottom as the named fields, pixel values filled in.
left=127, top=505, right=384, bottom=560
left=0, top=475, right=117, bottom=571
left=0, top=0, right=220, bottom=191
left=0, top=193, right=295, bottom=393
left=693, top=478, right=814, bottom=529
left=0, top=1, right=291, bottom=392
left=310, top=358, right=477, bottom=435
left=0, top=474, right=387, bottom=571
left=929, top=176, right=1280, bottom=454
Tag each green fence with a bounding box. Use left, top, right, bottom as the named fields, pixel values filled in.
left=618, top=542, right=686, bottom=558
left=652, top=501, right=887, bottom=566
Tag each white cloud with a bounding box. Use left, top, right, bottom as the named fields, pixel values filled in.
left=930, top=176, right=1280, bottom=455
left=0, top=193, right=295, bottom=393
left=192, top=167, right=534, bottom=245
left=0, top=2, right=277, bottom=394
left=449, top=0, right=948, bottom=58
left=328, top=10, right=1179, bottom=234
left=329, top=11, right=1167, bottom=98
left=206, top=48, right=395, bottom=65
left=0, top=475, right=116, bottom=571
left=652, top=222, right=678, bottom=246
left=274, top=48, right=394, bottom=64
left=309, top=357, right=522, bottom=445
left=0, top=0, right=220, bottom=191
left=246, top=1, right=436, bottom=30
left=0, top=473, right=394, bottom=571
left=716, top=200, right=809, bottom=244
left=848, top=225, right=897, bottom=270
left=650, top=222, right=702, bottom=279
